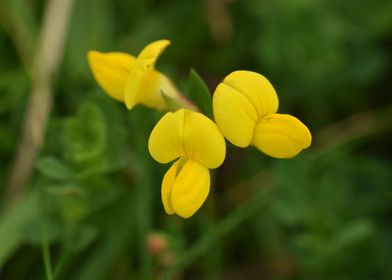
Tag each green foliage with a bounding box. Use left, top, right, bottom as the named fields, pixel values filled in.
left=0, top=70, right=28, bottom=115
left=0, top=193, right=39, bottom=265
left=187, top=69, right=213, bottom=118
left=0, top=0, right=391, bottom=279
left=63, top=102, right=106, bottom=164
left=37, top=157, right=75, bottom=181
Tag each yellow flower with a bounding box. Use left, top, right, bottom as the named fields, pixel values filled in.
left=87, top=40, right=180, bottom=110
left=213, top=70, right=311, bottom=158
left=148, top=109, right=226, bottom=218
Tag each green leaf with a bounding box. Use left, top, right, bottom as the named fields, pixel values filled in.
left=37, top=156, right=75, bottom=181
left=63, top=102, right=106, bottom=164
left=187, top=69, right=213, bottom=118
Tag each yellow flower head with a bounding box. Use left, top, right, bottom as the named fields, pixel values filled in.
left=148, top=109, right=226, bottom=218
left=213, top=70, right=311, bottom=158
left=87, top=40, right=180, bottom=110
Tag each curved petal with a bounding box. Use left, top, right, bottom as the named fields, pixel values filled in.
left=221, top=70, right=279, bottom=117
left=149, top=109, right=186, bottom=164
left=87, top=51, right=136, bottom=101
left=161, top=159, right=180, bottom=215
left=252, top=114, right=312, bottom=158
left=124, top=60, right=145, bottom=109
left=124, top=40, right=176, bottom=110
left=182, top=110, right=226, bottom=169
left=148, top=109, right=226, bottom=168
left=170, top=159, right=210, bottom=218
left=124, top=66, right=179, bottom=110
left=137, top=39, right=171, bottom=68
left=213, top=82, right=258, bottom=147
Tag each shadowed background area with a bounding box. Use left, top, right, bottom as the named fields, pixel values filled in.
left=0, top=0, right=392, bottom=279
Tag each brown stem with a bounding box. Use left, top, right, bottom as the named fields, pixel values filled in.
left=4, top=0, right=74, bottom=209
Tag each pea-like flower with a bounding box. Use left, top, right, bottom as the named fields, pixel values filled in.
left=213, top=70, right=311, bottom=158
left=87, top=40, right=181, bottom=110
left=148, top=109, right=226, bottom=218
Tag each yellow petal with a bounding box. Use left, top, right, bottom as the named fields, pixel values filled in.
left=170, top=159, right=210, bottom=218
left=125, top=68, right=179, bottom=110
left=137, top=39, right=171, bottom=68
left=148, top=109, right=186, bottom=164
left=221, top=70, right=279, bottom=117
left=161, top=159, right=180, bottom=215
left=124, top=40, right=178, bottom=110
left=212, top=70, right=279, bottom=147
left=148, top=109, right=226, bottom=169
left=140, top=70, right=180, bottom=109
left=182, top=109, right=226, bottom=169
left=87, top=51, right=136, bottom=101
left=124, top=60, right=145, bottom=109
left=252, top=114, right=312, bottom=158
left=213, top=82, right=258, bottom=147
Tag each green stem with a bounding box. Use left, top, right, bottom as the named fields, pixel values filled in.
left=53, top=244, right=71, bottom=278
left=40, top=216, right=54, bottom=280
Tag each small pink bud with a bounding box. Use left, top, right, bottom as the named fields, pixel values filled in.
left=147, top=232, right=168, bottom=255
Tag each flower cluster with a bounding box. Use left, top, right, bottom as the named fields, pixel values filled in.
left=88, top=39, right=311, bottom=218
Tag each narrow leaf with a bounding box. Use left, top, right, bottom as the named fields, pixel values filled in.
left=37, top=156, right=75, bottom=180
left=188, top=69, right=213, bottom=118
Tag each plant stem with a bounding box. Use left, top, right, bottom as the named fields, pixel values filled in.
left=41, top=216, right=53, bottom=280
left=4, top=0, right=74, bottom=209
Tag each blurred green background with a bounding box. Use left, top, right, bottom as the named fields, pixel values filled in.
left=1, top=0, right=392, bottom=279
